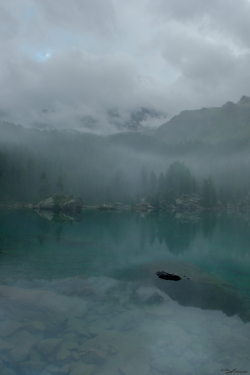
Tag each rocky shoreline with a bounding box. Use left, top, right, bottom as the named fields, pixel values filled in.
left=2, top=192, right=250, bottom=214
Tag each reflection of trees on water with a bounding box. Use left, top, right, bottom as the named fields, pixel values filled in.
left=30, top=210, right=250, bottom=259
left=139, top=218, right=147, bottom=251
left=2, top=209, right=250, bottom=259
left=107, top=213, right=133, bottom=246
left=149, top=219, right=157, bottom=246
left=135, top=213, right=199, bottom=255
left=55, top=225, right=63, bottom=242
left=156, top=214, right=198, bottom=255
left=201, top=212, right=217, bottom=241
left=37, top=219, right=50, bottom=245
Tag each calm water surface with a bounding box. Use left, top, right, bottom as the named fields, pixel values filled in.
left=0, top=209, right=250, bottom=375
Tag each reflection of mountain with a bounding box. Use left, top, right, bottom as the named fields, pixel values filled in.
left=127, top=260, right=250, bottom=323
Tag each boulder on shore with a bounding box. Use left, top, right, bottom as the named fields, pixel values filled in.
left=37, top=197, right=55, bottom=210
left=34, top=196, right=83, bottom=212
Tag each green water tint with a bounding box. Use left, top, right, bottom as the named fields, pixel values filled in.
left=0, top=209, right=250, bottom=374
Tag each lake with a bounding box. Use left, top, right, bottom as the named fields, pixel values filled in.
left=0, top=208, right=250, bottom=375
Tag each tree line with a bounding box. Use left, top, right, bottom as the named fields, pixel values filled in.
left=1, top=123, right=250, bottom=207
left=0, top=143, right=244, bottom=208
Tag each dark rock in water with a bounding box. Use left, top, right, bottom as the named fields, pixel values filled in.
left=156, top=271, right=181, bottom=281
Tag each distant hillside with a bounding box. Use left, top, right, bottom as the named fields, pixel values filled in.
left=155, top=96, right=250, bottom=143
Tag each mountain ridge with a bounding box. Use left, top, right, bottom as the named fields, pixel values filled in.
left=154, top=96, right=250, bottom=143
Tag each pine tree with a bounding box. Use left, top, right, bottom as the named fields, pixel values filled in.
left=158, top=172, right=165, bottom=197
left=209, top=175, right=217, bottom=206
left=105, top=186, right=112, bottom=203
left=136, top=191, right=140, bottom=203
left=202, top=176, right=216, bottom=208
left=219, top=185, right=226, bottom=206
left=140, top=166, right=148, bottom=197
left=202, top=178, right=210, bottom=207
left=192, top=176, right=198, bottom=193
left=149, top=170, right=157, bottom=195
left=39, top=171, right=51, bottom=199
left=56, top=175, right=64, bottom=194
left=155, top=193, right=160, bottom=209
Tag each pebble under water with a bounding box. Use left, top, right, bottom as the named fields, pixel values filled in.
left=0, top=209, right=250, bottom=375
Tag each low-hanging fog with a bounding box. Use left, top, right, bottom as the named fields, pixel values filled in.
left=1, top=121, right=250, bottom=205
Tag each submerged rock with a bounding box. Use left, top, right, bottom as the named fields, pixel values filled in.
left=86, top=320, right=112, bottom=337
left=62, top=333, right=79, bottom=344
left=24, top=321, right=46, bottom=333
left=29, top=350, right=41, bottom=362
left=61, top=342, right=79, bottom=351
left=119, top=354, right=150, bottom=375
left=151, top=356, right=193, bottom=375
left=9, top=345, right=30, bottom=363
left=0, top=367, right=16, bottom=375
left=19, top=361, right=46, bottom=375
left=37, top=338, right=62, bottom=356
left=70, top=362, right=95, bottom=375
left=0, top=338, right=14, bottom=352
left=0, top=285, right=88, bottom=319
left=60, top=364, right=71, bottom=374
left=44, top=364, right=62, bottom=373
left=0, top=319, right=22, bottom=337
left=81, top=349, right=106, bottom=364
left=108, top=344, right=118, bottom=355
left=56, top=347, right=71, bottom=364
left=65, top=317, right=90, bottom=338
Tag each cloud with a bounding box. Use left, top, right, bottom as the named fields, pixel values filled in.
left=0, top=48, right=168, bottom=132
left=33, top=0, right=116, bottom=38
left=149, top=0, right=250, bottom=47
left=0, top=0, right=250, bottom=133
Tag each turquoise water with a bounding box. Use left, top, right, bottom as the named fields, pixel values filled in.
left=0, top=209, right=250, bottom=374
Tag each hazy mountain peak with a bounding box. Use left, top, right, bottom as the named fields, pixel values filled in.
left=155, top=97, right=250, bottom=144
left=237, top=95, right=250, bottom=106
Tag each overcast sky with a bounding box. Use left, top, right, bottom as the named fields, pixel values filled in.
left=1, top=0, right=250, bottom=133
